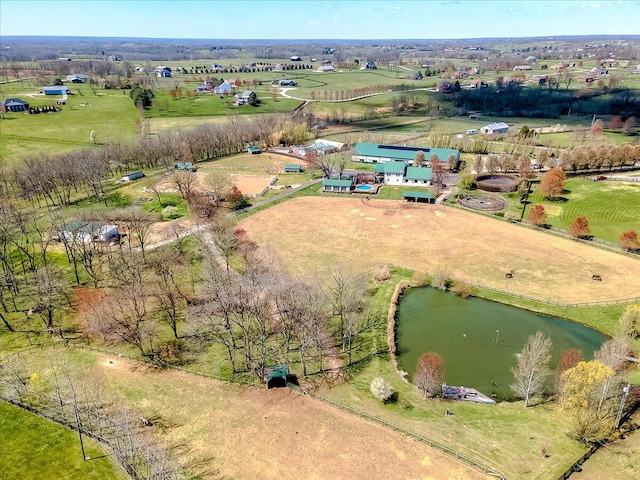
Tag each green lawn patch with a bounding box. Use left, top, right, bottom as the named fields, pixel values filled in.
left=0, top=401, right=124, bottom=480
left=142, top=193, right=189, bottom=221
left=516, top=178, right=640, bottom=243
left=146, top=91, right=300, bottom=117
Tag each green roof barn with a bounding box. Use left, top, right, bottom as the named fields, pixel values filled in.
left=351, top=143, right=459, bottom=164
left=322, top=178, right=352, bottom=193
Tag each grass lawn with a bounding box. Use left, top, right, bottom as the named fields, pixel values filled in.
left=514, top=178, right=640, bottom=243
left=0, top=82, right=139, bottom=166
left=146, top=90, right=301, bottom=117
left=142, top=193, right=190, bottom=221
left=0, top=401, right=124, bottom=480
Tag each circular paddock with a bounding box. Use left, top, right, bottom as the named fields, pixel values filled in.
left=476, top=174, right=519, bottom=193
left=458, top=193, right=507, bottom=212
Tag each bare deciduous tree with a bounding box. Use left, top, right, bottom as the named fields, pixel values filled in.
left=413, top=351, right=444, bottom=398
left=510, top=331, right=552, bottom=407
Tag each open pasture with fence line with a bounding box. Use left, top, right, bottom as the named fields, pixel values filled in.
left=239, top=197, right=640, bottom=305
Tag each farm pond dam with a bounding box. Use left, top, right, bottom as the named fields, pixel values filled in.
left=396, top=287, right=609, bottom=401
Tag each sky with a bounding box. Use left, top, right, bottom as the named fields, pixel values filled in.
left=1, top=0, right=639, bottom=40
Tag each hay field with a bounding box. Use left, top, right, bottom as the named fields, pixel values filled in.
left=239, top=197, right=640, bottom=304
left=96, top=354, right=483, bottom=480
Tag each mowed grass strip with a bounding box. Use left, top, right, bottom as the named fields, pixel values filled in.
left=525, top=178, right=640, bottom=243
left=0, top=401, right=124, bottom=480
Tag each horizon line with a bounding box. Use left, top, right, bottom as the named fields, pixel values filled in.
left=2, top=34, right=640, bottom=42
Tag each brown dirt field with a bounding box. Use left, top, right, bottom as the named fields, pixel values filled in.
left=231, top=175, right=274, bottom=196
left=239, top=197, right=640, bottom=304
left=97, top=354, right=484, bottom=480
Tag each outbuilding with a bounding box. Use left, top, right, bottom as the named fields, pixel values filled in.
left=66, top=73, right=89, bottom=83
left=121, top=171, right=145, bottom=182
left=61, top=221, right=119, bottom=243
left=0, top=98, right=29, bottom=113
left=480, top=122, right=509, bottom=135
left=43, top=86, right=71, bottom=95
left=284, top=164, right=302, bottom=173
left=403, top=191, right=433, bottom=203
left=351, top=143, right=459, bottom=165
left=322, top=178, right=352, bottom=193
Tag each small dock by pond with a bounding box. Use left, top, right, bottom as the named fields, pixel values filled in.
left=442, top=383, right=496, bottom=404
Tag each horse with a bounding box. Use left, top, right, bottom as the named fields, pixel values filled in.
left=505, top=270, right=515, bottom=279
left=592, top=274, right=602, bottom=281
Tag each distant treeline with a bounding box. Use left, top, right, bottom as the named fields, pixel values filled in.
left=441, top=85, right=640, bottom=119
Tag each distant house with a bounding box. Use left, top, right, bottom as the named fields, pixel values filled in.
left=413, top=72, right=423, bottom=80
left=294, top=139, right=348, bottom=156
left=380, top=162, right=432, bottom=186
left=61, top=221, right=119, bottom=243
left=121, top=171, right=145, bottom=182
left=66, top=73, right=89, bottom=83
left=175, top=162, right=197, bottom=172
left=364, top=61, right=377, bottom=70
left=155, top=66, right=172, bottom=78
left=437, top=82, right=453, bottom=93
left=318, top=65, right=334, bottom=72
left=322, top=178, right=352, bottom=193
left=43, top=86, right=71, bottom=95
left=248, top=145, right=261, bottom=154
left=513, top=65, right=532, bottom=71
left=577, top=75, right=596, bottom=83
left=235, top=90, right=257, bottom=106
left=590, top=67, right=609, bottom=76
left=0, top=98, right=29, bottom=113
left=480, top=122, right=509, bottom=135
left=290, top=56, right=302, bottom=62
left=284, top=164, right=302, bottom=173
left=213, top=82, right=233, bottom=95
left=276, top=79, right=297, bottom=86
left=351, top=143, right=459, bottom=165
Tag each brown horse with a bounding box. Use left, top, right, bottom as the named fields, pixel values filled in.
left=505, top=270, right=515, bottom=279
left=592, top=274, right=602, bottom=281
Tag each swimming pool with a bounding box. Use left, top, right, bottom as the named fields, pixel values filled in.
left=355, top=185, right=373, bottom=192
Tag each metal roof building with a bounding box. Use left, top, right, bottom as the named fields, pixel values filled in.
left=352, top=143, right=459, bottom=164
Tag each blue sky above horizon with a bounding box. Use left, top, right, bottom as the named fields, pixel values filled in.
left=1, top=1, right=639, bottom=39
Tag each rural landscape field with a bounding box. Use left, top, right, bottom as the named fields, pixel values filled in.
left=1, top=1, right=640, bottom=479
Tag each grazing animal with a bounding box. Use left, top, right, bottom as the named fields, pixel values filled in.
left=592, top=274, right=602, bottom=281
left=505, top=270, right=514, bottom=279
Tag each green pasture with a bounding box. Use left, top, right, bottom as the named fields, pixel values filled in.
left=0, top=401, right=124, bottom=480
left=0, top=81, right=139, bottom=165
left=514, top=178, right=640, bottom=243
left=146, top=89, right=301, bottom=118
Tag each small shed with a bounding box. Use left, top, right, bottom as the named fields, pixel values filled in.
left=43, top=86, right=71, bottom=95
left=322, top=178, right=352, bottom=193
left=61, top=221, right=119, bottom=243
left=403, top=191, right=433, bottom=203
left=175, top=162, right=196, bottom=172
left=284, top=163, right=302, bottom=173
left=66, top=73, right=89, bottom=83
left=480, top=122, right=509, bottom=135
left=248, top=145, right=261, bottom=154
left=265, top=364, right=290, bottom=389
left=121, top=171, right=145, bottom=182
left=0, top=98, right=29, bottom=113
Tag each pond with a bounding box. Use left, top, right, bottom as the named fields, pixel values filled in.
left=396, top=287, right=609, bottom=401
